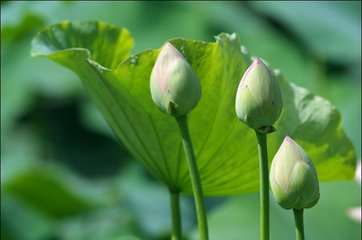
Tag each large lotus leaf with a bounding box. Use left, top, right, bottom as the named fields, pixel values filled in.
left=31, top=21, right=356, bottom=196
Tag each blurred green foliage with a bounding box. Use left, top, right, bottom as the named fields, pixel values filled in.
left=1, top=1, right=361, bottom=240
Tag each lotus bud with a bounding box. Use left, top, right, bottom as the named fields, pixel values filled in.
left=270, top=136, right=320, bottom=210
left=150, top=42, right=201, bottom=117
left=235, top=58, right=283, bottom=133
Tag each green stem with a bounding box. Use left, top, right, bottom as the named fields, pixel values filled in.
left=175, top=115, right=209, bottom=240
left=255, top=130, right=269, bottom=240
left=293, top=208, right=305, bottom=240
left=169, top=189, right=182, bottom=240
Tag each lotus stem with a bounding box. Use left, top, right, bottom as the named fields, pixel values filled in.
left=169, top=189, right=182, bottom=240
left=255, top=130, right=270, bottom=240
left=293, top=208, right=305, bottom=240
left=176, top=114, right=208, bottom=240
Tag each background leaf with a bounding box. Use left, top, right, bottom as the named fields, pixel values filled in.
left=31, top=21, right=356, bottom=196
left=3, top=168, right=96, bottom=218
left=189, top=181, right=361, bottom=240
left=250, top=1, right=361, bottom=63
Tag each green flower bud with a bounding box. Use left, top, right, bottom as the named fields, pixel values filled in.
left=270, top=136, right=320, bottom=210
left=235, top=58, right=283, bottom=133
left=150, top=42, right=201, bottom=117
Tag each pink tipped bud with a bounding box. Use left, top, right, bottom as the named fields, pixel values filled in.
left=150, top=42, right=201, bottom=117
left=270, top=136, right=320, bottom=209
left=235, top=58, right=283, bottom=132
